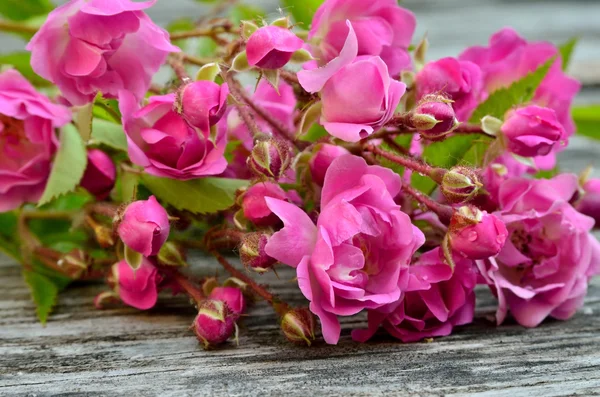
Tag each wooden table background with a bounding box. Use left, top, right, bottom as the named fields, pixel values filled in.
left=1, top=0, right=600, bottom=395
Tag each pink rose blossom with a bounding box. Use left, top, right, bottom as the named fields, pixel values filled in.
left=477, top=174, right=600, bottom=327
left=415, top=57, right=483, bottom=121
left=0, top=69, right=71, bottom=212
left=80, top=149, right=116, bottom=200
left=118, top=196, right=170, bottom=257
left=227, top=79, right=296, bottom=150
left=353, top=248, right=477, bottom=343
left=299, top=22, right=406, bottom=142
left=113, top=258, right=160, bottom=310
left=481, top=154, right=533, bottom=208
left=577, top=179, right=600, bottom=226
left=449, top=206, right=508, bottom=260
left=209, top=287, right=246, bottom=319
left=178, top=81, right=229, bottom=132
left=309, top=143, right=350, bottom=186
left=309, top=0, right=416, bottom=76
left=26, top=0, right=179, bottom=106
left=241, top=182, right=288, bottom=227
left=501, top=105, right=565, bottom=158
left=460, top=27, right=580, bottom=135
left=265, top=155, right=424, bottom=344
left=119, top=91, right=227, bottom=180
left=246, top=26, right=304, bottom=69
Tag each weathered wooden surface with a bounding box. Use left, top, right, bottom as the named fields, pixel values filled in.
left=1, top=0, right=600, bottom=396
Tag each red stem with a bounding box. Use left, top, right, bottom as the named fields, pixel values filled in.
left=161, top=267, right=205, bottom=304
left=366, top=144, right=440, bottom=181
left=225, top=73, right=262, bottom=138
left=402, top=184, right=453, bottom=224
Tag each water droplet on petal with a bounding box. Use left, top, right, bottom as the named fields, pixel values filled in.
left=468, top=230, right=478, bottom=242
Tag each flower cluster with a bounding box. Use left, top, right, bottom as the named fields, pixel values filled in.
left=1, top=0, right=597, bottom=349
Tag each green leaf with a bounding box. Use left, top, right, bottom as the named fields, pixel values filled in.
left=0, top=52, right=51, bottom=87
left=0, top=211, right=20, bottom=261
left=90, top=119, right=128, bottom=151
left=229, top=4, right=265, bottom=24
left=469, top=57, right=555, bottom=123
left=558, top=37, right=577, bottom=71
left=0, top=0, right=53, bottom=21
left=38, top=124, right=88, bottom=206
left=23, top=270, right=59, bottom=324
left=141, top=175, right=248, bottom=214
left=573, top=105, right=600, bottom=141
left=300, top=124, right=328, bottom=142
left=281, top=0, right=323, bottom=27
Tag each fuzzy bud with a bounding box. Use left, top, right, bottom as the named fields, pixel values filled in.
left=281, top=308, right=316, bottom=346
left=440, top=166, right=482, bottom=204
left=209, top=287, right=246, bottom=319
left=248, top=138, right=292, bottom=180
left=449, top=205, right=508, bottom=260
left=239, top=232, right=277, bottom=273
left=192, top=299, right=237, bottom=349
left=412, top=95, right=458, bottom=140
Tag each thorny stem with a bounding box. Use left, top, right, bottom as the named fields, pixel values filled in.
left=383, top=136, right=410, bottom=156
left=169, top=25, right=238, bottom=41
left=167, top=56, right=191, bottom=82
left=181, top=54, right=218, bottom=67
left=210, top=250, right=289, bottom=316
left=161, top=267, right=205, bottom=304
left=279, top=70, right=300, bottom=85
left=402, top=184, right=453, bottom=224
left=224, top=73, right=262, bottom=139
left=365, top=144, right=440, bottom=181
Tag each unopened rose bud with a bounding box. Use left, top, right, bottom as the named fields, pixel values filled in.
left=81, top=149, right=116, bottom=200
left=176, top=80, right=229, bottom=132
left=209, top=287, right=246, bottom=319
left=440, top=166, right=482, bottom=204
left=240, top=182, right=288, bottom=227
left=240, top=232, right=277, bottom=272
left=449, top=205, right=508, bottom=260
left=246, top=25, right=304, bottom=69
left=117, top=196, right=170, bottom=256
left=576, top=178, right=600, bottom=226
left=501, top=105, right=564, bottom=157
left=309, top=143, right=350, bottom=186
left=248, top=138, right=292, bottom=180
left=192, top=299, right=237, bottom=349
left=412, top=95, right=458, bottom=140
left=281, top=308, right=316, bottom=346
left=112, top=258, right=160, bottom=310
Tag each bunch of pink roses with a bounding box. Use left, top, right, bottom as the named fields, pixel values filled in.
left=0, top=0, right=598, bottom=349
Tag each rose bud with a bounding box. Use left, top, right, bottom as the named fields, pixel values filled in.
left=209, top=287, right=246, bottom=319
left=26, top=0, right=179, bottom=106
left=449, top=205, right=508, bottom=260
left=111, top=258, right=160, bottom=310
left=281, top=308, right=316, bottom=346
left=298, top=22, right=406, bottom=142
left=240, top=232, right=277, bottom=272
left=248, top=138, right=293, bottom=180
left=176, top=81, right=229, bottom=132
left=309, top=143, right=350, bottom=186
left=501, top=105, right=565, bottom=157
left=80, top=149, right=116, bottom=200
left=411, top=95, right=458, bottom=140
left=441, top=166, right=482, bottom=204
left=240, top=182, right=288, bottom=227
left=117, top=196, right=170, bottom=256
left=246, top=26, right=304, bottom=69
left=577, top=178, right=600, bottom=226
left=192, top=299, right=237, bottom=349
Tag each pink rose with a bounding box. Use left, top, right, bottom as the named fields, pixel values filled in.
left=309, top=143, right=350, bottom=186
left=26, top=0, right=178, bottom=106
left=246, top=26, right=304, bottom=69
left=209, top=287, right=246, bottom=319
left=501, top=105, right=565, bottom=157
left=0, top=69, right=71, bottom=212
left=481, top=154, right=532, bottom=208
left=80, top=149, right=116, bottom=200
left=415, top=57, right=483, bottom=121
left=477, top=174, right=600, bottom=327
left=112, top=258, right=160, bottom=310
left=265, top=155, right=424, bottom=344
left=577, top=179, right=600, bottom=226
left=177, top=81, right=229, bottom=132
left=241, top=182, right=288, bottom=227
left=460, top=28, right=580, bottom=135
left=119, top=91, right=227, bottom=180
left=353, top=248, right=477, bottom=343
left=299, top=22, right=406, bottom=142
left=449, top=206, right=508, bottom=260
left=309, top=0, right=416, bottom=76
left=118, top=196, right=170, bottom=257
left=227, top=79, right=296, bottom=150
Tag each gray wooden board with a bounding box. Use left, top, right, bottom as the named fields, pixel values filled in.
left=2, top=0, right=600, bottom=395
